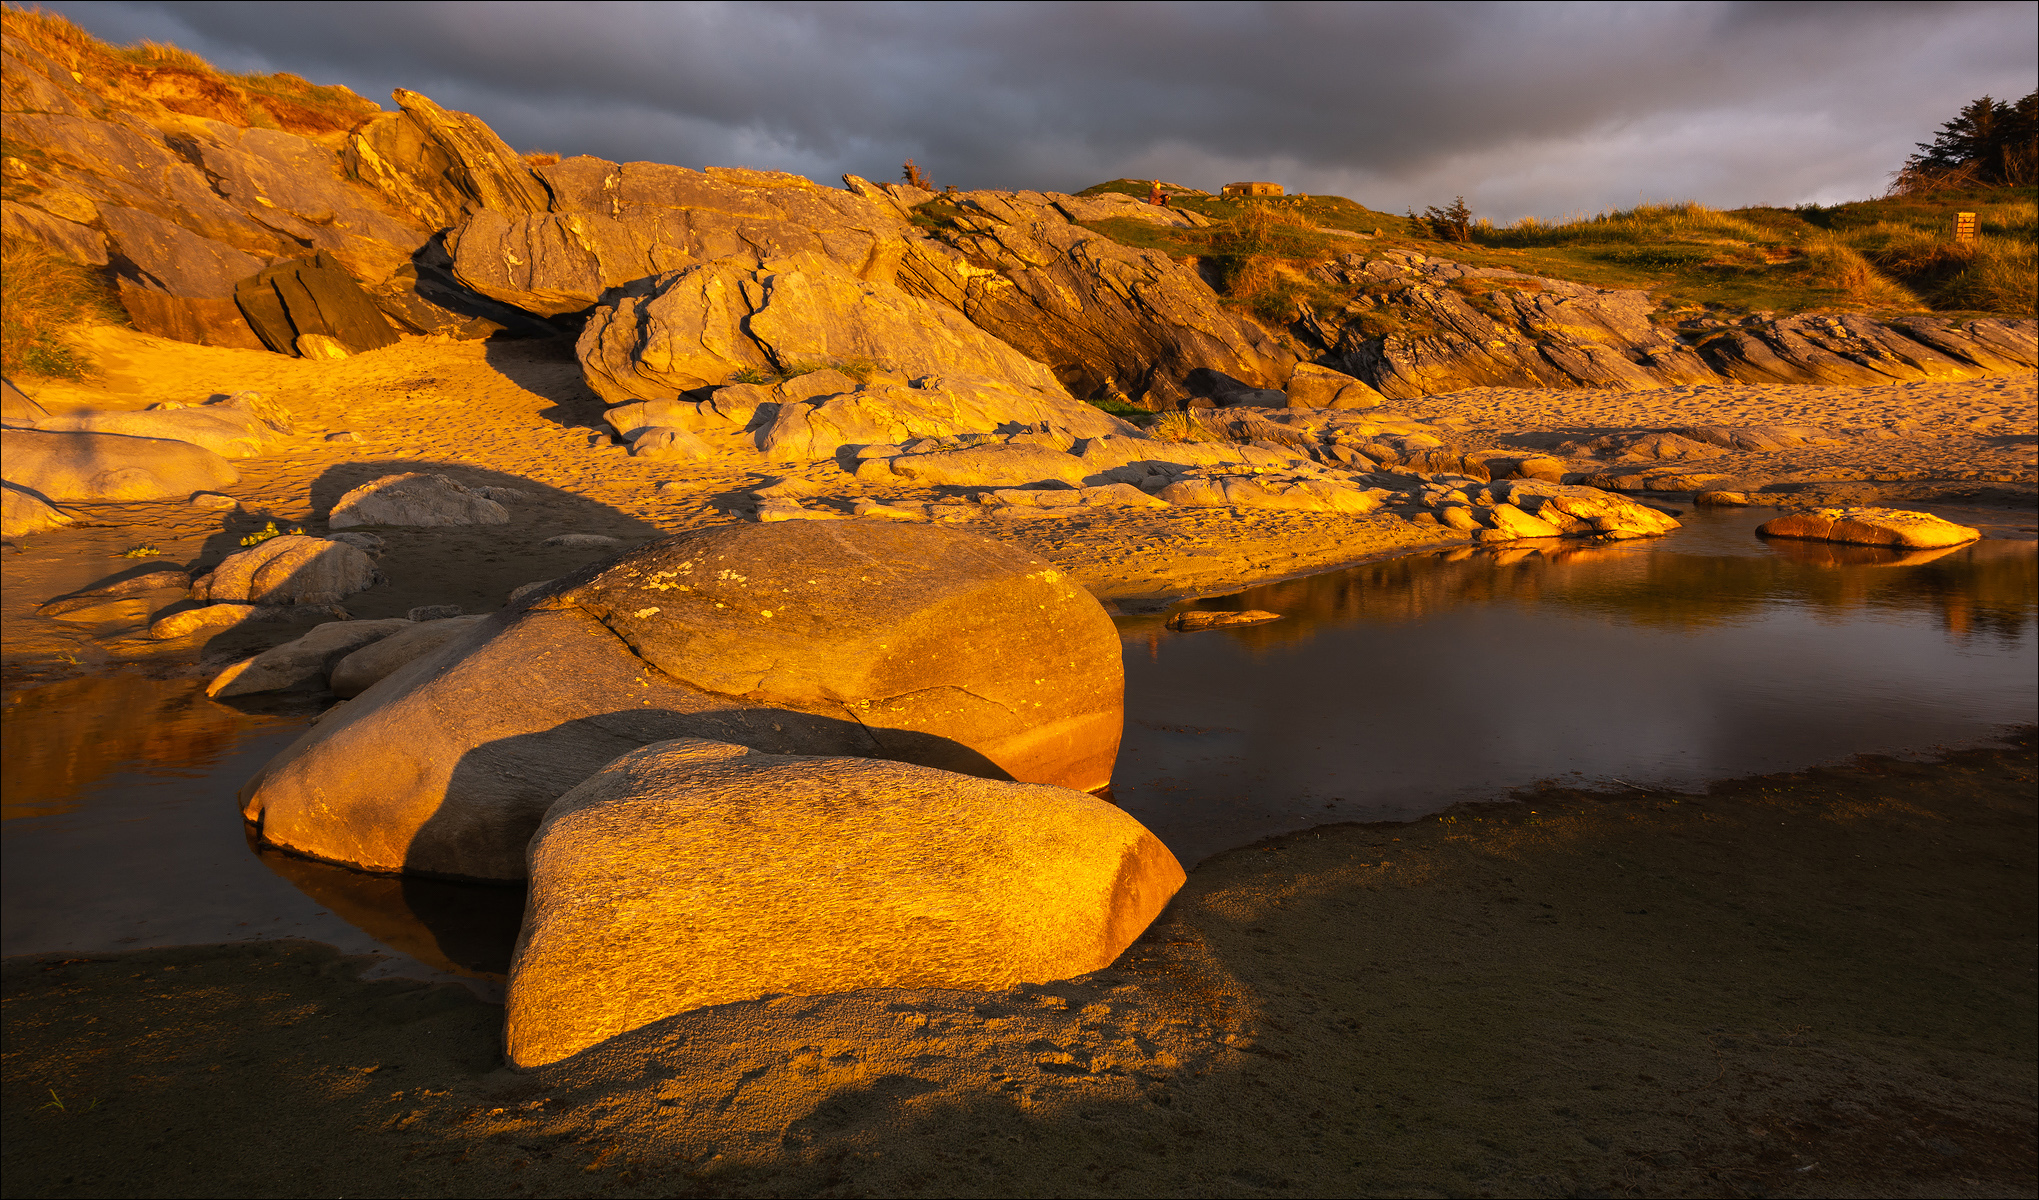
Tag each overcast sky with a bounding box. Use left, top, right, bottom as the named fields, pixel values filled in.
left=45, top=1, right=2039, bottom=221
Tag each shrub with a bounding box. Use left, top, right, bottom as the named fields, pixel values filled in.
left=1796, top=236, right=1921, bottom=308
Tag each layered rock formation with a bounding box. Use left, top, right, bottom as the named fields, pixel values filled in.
left=1313, top=250, right=2037, bottom=396
left=896, top=190, right=1297, bottom=407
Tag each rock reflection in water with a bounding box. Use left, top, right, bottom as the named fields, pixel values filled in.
left=1, top=673, right=277, bottom=821
left=252, top=836, right=525, bottom=981
left=1115, top=520, right=2036, bottom=863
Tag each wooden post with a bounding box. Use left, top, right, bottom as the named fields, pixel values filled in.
left=1954, top=212, right=1978, bottom=242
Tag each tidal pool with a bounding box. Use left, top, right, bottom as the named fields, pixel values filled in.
left=3, top=508, right=2032, bottom=987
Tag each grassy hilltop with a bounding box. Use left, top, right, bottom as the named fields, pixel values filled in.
left=1071, top=178, right=2037, bottom=330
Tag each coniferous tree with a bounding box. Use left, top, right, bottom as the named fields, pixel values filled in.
left=1900, top=92, right=2038, bottom=188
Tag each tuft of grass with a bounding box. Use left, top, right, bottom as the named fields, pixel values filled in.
left=237, top=521, right=303, bottom=547
left=0, top=236, right=124, bottom=379
left=117, top=543, right=162, bottom=558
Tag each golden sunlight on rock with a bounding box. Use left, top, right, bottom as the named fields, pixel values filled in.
left=238, top=522, right=1124, bottom=880
left=506, top=738, right=1185, bottom=1067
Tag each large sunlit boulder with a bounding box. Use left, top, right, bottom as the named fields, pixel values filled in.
left=239, top=522, right=1124, bottom=880
left=505, top=739, right=1185, bottom=1067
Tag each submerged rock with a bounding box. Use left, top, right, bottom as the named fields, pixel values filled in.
left=506, top=739, right=1185, bottom=1067
left=1166, top=610, right=1284, bottom=631
left=1757, top=507, right=1981, bottom=550
left=239, top=523, right=1124, bottom=880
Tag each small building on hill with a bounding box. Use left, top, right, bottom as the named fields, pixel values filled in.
left=1221, top=181, right=1284, bottom=198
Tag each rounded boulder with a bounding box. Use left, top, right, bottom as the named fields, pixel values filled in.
left=2, top=427, right=238, bottom=502
left=1757, top=507, right=1980, bottom=550
left=506, top=739, right=1184, bottom=1067
left=238, top=522, right=1124, bottom=880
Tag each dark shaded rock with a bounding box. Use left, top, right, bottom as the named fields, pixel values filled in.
left=235, top=252, right=402, bottom=356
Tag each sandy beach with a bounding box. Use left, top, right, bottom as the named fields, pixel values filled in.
left=3, top=330, right=2035, bottom=1198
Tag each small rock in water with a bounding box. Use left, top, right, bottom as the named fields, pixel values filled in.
left=542, top=533, right=621, bottom=548
left=507, top=579, right=557, bottom=605
left=408, top=604, right=463, bottom=622
left=1695, top=491, right=1752, bottom=506
left=654, top=481, right=687, bottom=495
left=189, top=492, right=238, bottom=510
left=1758, top=506, right=1981, bottom=549
left=324, top=431, right=362, bottom=443
left=1166, top=609, right=1284, bottom=632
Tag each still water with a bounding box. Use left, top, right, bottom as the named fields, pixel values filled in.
left=4, top=509, right=2034, bottom=988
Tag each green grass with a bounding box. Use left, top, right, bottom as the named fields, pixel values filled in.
left=1058, top=182, right=2037, bottom=323
left=997, top=180, right=2038, bottom=372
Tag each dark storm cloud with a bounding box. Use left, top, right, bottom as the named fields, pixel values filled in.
left=42, top=1, right=2039, bottom=219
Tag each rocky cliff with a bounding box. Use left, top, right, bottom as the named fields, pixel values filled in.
left=1309, top=250, right=2035, bottom=396
left=4, top=22, right=2031, bottom=411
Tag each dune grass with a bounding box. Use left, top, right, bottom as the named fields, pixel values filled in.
left=1071, top=178, right=2036, bottom=322
left=0, top=237, right=124, bottom=380
left=0, top=5, right=381, bottom=136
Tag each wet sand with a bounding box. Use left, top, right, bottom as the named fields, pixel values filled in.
left=4, top=734, right=2032, bottom=1198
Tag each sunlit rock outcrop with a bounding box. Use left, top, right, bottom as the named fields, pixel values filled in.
left=505, top=738, right=1184, bottom=1067
left=239, top=522, right=1124, bottom=881
left=1, top=427, right=239, bottom=501
left=1757, top=507, right=1981, bottom=549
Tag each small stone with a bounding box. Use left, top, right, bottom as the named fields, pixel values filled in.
left=655, top=481, right=687, bottom=495
left=325, top=531, right=385, bottom=554
left=408, top=604, right=463, bottom=622
left=189, top=492, right=238, bottom=509
left=295, top=333, right=349, bottom=360
left=542, top=533, right=622, bottom=548
left=1695, top=491, right=1751, bottom=506
left=507, top=579, right=557, bottom=605
left=324, top=431, right=362, bottom=443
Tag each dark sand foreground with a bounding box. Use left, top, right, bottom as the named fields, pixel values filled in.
left=5, top=733, right=2032, bottom=1199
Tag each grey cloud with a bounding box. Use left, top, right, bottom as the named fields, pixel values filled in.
left=45, top=1, right=2039, bottom=218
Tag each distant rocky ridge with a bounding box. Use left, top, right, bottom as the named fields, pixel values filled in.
left=3, top=30, right=2032, bottom=417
